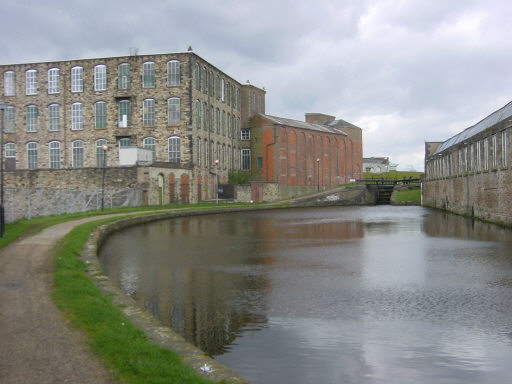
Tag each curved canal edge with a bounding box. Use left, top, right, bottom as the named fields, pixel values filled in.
left=80, top=207, right=280, bottom=384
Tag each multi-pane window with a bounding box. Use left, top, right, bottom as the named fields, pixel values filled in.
left=118, top=63, right=131, bottom=89
left=168, top=97, right=180, bottom=124
left=196, top=138, right=201, bottom=166
left=142, top=62, right=155, bottom=87
left=241, top=149, right=251, bottom=170
left=143, top=99, right=155, bottom=126
left=143, top=137, right=156, bottom=161
left=241, top=129, right=250, bottom=140
left=167, top=60, right=180, bottom=85
left=3, top=106, right=15, bottom=133
left=94, top=101, right=107, bottom=129
left=483, top=138, right=489, bottom=170
left=204, top=138, right=208, bottom=167
left=118, top=100, right=131, bottom=127
left=202, top=67, right=207, bottom=93
left=72, top=140, right=84, bottom=167
left=216, top=108, right=220, bottom=134
left=476, top=141, right=482, bottom=170
left=195, top=100, right=201, bottom=128
left=203, top=102, right=208, bottom=130
left=195, top=63, right=201, bottom=90
left=48, top=68, right=60, bottom=94
left=5, top=143, right=15, bottom=158
left=491, top=134, right=498, bottom=169
left=71, top=103, right=83, bottom=130
left=96, top=139, right=107, bottom=167
left=209, top=71, right=214, bottom=96
left=4, top=71, right=15, bottom=96
left=168, top=136, right=180, bottom=163
left=26, top=105, right=38, bottom=132
left=94, top=64, right=107, bottom=91
left=215, top=76, right=220, bottom=99
left=227, top=113, right=231, bottom=138
left=222, top=111, right=226, bottom=136
left=221, top=78, right=225, bottom=102
left=119, top=138, right=131, bottom=147
left=48, top=104, right=60, bottom=131
left=501, top=130, right=508, bottom=167
left=26, top=70, right=37, bottom=95
left=210, top=106, right=214, bottom=132
left=71, top=66, right=83, bottom=92
left=49, top=141, right=61, bottom=169
left=27, top=142, right=38, bottom=169
left=226, top=83, right=231, bottom=106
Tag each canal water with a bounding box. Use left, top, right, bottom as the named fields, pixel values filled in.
left=99, top=206, right=512, bottom=383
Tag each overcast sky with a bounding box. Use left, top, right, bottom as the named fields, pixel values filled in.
left=1, top=0, right=511, bottom=171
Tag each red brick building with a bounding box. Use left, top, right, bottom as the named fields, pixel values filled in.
left=247, top=112, right=362, bottom=197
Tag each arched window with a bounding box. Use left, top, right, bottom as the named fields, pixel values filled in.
left=48, top=104, right=60, bottom=132
left=72, top=140, right=84, bottom=167
left=143, top=99, right=155, bottom=126
left=71, top=103, right=83, bottom=130
left=94, top=65, right=106, bottom=91
left=195, top=100, right=201, bottom=129
left=4, top=71, right=15, bottom=96
left=71, top=66, right=83, bottom=92
left=26, top=105, right=38, bottom=132
left=49, top=141, right=61, bottom=169
left=143, top=137, right=156, bottom=161
left=168, top=136, right=180, bottom=163
left=94, top=101, right=107, bottom=129
left=96, top=139, right=107, bottom=167
left=195, top=63, right=201, bottom=90
left=26, top=142, right=38, bottom=169
left=48, top=68, right=60, bottom=94
left=167, top=60, right=180, bottom=85
left=142, top=62, right=155, bottom=87
left=26, top=69, right=37, bottom=95
left=5, top=142, right=15, bottom=158
left=167, top=97, right=180, bottom=125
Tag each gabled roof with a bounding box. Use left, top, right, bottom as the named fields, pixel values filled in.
left=435, top=100, right=512, bottom=154
left=256, top=114, right=348, bottom=136
left=325, top=118, right=361, bottom=131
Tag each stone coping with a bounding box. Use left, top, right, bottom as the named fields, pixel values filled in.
left=81, top=208, right=257, bottom=384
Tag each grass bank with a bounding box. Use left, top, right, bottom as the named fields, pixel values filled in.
left=52, top=216, right=217, bottom=384
left=393, top=188, right=422, bottom=204
left=363, top=170, right=423, bottom=180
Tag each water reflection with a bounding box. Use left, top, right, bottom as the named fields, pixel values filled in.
left=99, top=206, right=512, bottom=384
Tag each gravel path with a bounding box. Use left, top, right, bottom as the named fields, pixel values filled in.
left=0, top=218, right=117, bottom=384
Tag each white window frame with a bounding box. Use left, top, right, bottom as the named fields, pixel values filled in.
left=168, top=136, right=180, bottom=163
left=167, top=60, right=180, bottom=85
left=48, top=104, right=60, bottom=132
left=5, top=142, right=15, bottom=158
left=26, top=105, right=38, bottom=132
left=4, top=106, right=15, bottom=133
left=48, top=68, right=60, bottom=94
left=501, top=130, right=508, bottom=167
left=143, top=99, right=155, bottom=126
left=196, top=137, right=201, bottom=166
left=71, top=66, right=83, bottom=92
left=27, top=142, right=38, bottom=169
left=241, top=148, right=251, bottom=170
left=94, top=101, right=107, bottom=129
left=72, top=140, right=84, bottom=168
left=4, top=71, right=15, bottom=96
left=118, top=63, right=130, bottom=89
left=71, top=103, right=83, bottom=130
left=26, top=69, right=37, bottom=95
left=167, top=97, right=180, bottom=125
left=96, top=139, right=107, bottom=167
left=142, top=61, right=155, bottom=88
left=143, top=137, right=156, bottom=161
left=241, top=129, right=250, bottom=141
left=49, top=141, right=61, bottom=169
left=94, top=64, right=107, bottom=91
left=118, top=100, right=131, bottom=127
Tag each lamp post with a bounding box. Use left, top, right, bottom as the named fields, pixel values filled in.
left=101, top=145, right=108, bottom=211
left=0, top=102, right=7, bottom=237
left=215, top=159, right=219, bottom=204
left=316, top=158, right=320, bottom=192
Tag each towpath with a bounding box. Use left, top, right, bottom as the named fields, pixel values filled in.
left=0, top=217, right=117, bottom=384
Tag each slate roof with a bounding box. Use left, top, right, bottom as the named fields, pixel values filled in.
left=435, top=100, right=512, bottom=154
left=258, top=114, right=348, bottom=136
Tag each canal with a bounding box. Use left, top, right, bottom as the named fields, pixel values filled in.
left=99, top=206, right=512, bottom=383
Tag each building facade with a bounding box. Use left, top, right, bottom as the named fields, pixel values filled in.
left=363, top=157, right=398, bottom=173
left=423, top=101, right=512, bottom=226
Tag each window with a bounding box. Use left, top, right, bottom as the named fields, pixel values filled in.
left=96, top=139, right=107, bottom=167
left=26, top=105, right=38, bottom=132
left=142, top=62, right=155, bottom=87
left=195, top=100, right=201, bottom=128
left=215, top=76, right=220, bottom=99
left=222, top=111, right=226, bottom=136
left=143, top=99, right=155, bottom=126
left=216, top=108, right=220, bottom=134
left=94, top=101, right=107, bottom=129
left=48, top=68, right=60, bottom=94
left=241, top=149, right=251, bottom=170
left=203, top=102, right=208, bottom=130
left=204, top=138, right=208, bottom=167
left=491, top=134, right=498, bottom=169
left=168, top=136, right=180, bottom=163
left=227, top=113, right=231, bottom=138
left=119, top=138, right=131, bottom=147
left=241, top=129, right=250, bottom=140
left=71, top=103, right=83, bottom=130
left=196, top=138, right=201, bottom=166
left=3, top=106, right=15, bottom=133
left=251, top=92, right=256, bottom=112
left=167, top=60, right=180, bottom=85
left=210, top=105, right=214, bottom=132
left=258, top=95, right=263, bottom=113
left=94, top=64, right=106, bottom=91
left=118, top=100, right=131, bottom=127
left=49, top=141, right=61, bottom=169
left=501, top=130, right=508, bottom=167
left=209, top=71, right=214, bottom=96
left=202, top=67, right=207, bottom=93
left=72, top=140, right=84, bottom=167
left=48, top=104, right=60, bottom=131
left=5, top=143, right=15, bottom=158
left=483, top=138, right=489, bottom=170
left=226, top=82, right=231, bottom=106
left=71, top=66, right=83, bottom=92
left=195, top=63, right=201, bottom=90
left=257, top=157, right=263, bottom=169
left=4, top=71, right=15, bottom=96
left=168, top=97, right=180, bottom=125
left=27, top=142, right=38, bottom=169
left=221, top=78, right=225, bottom=102
left=26, top=70, right=37, bottom=95
left=143, top=137, right=156, bottom=161
left=118, top=63, right=130, bottom=89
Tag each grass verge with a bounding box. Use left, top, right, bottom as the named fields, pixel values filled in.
left=393, top=188, right=422, bottom=204
left=52, top=216, right=217, bottom=384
